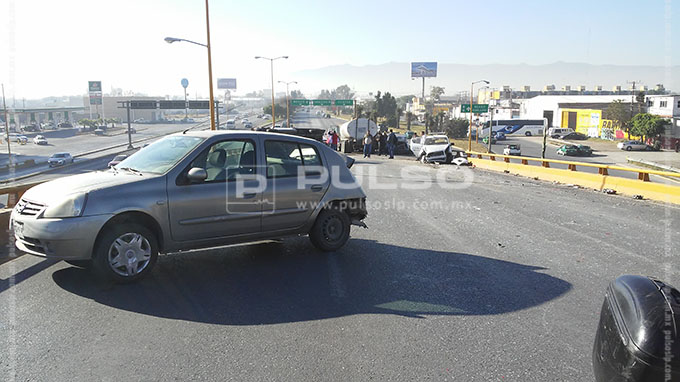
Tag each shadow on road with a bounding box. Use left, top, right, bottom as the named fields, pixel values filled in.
left=52, top=238, right=571, bottom=325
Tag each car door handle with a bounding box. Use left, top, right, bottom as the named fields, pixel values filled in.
left=241, top=193, right=257, bottom=199
left=305, top=170, right=322, bottom=176
left=311, top=185, right=323, bottom=192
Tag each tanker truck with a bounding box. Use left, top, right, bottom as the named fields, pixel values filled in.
left=338, top=118, right=379, bottom=152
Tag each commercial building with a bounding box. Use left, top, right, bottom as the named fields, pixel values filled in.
left=645, top=94, right=680, bottom=149
left=80, top=96, right=160, bottom=122
left=519, top=95, right=633, bottom=136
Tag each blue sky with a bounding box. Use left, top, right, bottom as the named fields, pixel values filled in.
left=0, top=0, right=677, bottom=98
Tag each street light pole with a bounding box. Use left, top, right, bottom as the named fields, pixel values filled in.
left=164, top=2, right=214, bottom=130
left=279, top=80, right=297, bottom=128
left=255, top=56, right=289, bottom=129
left=468, top=79, right=489, bottom=151
left=204, top=0, right=216, bottom=130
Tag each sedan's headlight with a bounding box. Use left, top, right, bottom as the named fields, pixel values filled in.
left=42, top=193, right=87, bottom=218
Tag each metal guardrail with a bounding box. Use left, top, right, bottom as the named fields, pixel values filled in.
left=466, top=151, right=680, bottom=182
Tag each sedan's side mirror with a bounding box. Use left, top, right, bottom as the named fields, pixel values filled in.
left=187, top=167, right=207, bottom=183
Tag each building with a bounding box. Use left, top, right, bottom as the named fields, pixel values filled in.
left=81, top=96, right=163, bottom=122
left=645, top=94, right=680, bottom=149
left=519, top=95, right=634, bottom=137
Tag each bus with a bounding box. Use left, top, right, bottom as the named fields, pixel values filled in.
left=476, top=119, right=547, bottom=138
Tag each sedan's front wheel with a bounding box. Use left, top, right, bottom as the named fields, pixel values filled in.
left=309, top=207, right=351, bottom=252
left=93, top=223, right=158, bottom=283
left=626, top=146, right=632, bottom=151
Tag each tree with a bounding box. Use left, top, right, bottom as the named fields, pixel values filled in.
left=603, top=100, right=632, bottom=134
left=318, top=89, right=332, bottom=99
left=263, top=104, right=287, bottom=119
left=397, top=95, right=415, bottom=109
left=443, top=118, right=469, bottom=138
left=629, top=113, right=668, bottom=142
left=430, top=86, right=445, bottom=102
left=290, top=90, right=305, bottom=99
left=405, top=111, right=413, bottom=131
left=334, top=85, right=354, bottom=100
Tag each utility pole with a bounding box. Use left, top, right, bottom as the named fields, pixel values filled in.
left=126, top=102, right=133, bottom=149
left=2, top=84, right=12, bottom=167
left=488, top=105, right=493, bottom=153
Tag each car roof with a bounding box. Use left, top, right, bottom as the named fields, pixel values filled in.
left=180, top=129, right=322, bottom=144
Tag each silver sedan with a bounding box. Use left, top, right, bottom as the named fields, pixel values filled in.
left=11, top=131, right=368, bottom=283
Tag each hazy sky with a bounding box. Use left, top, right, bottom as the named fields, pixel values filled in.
left=0, top=0, right=677, bottom=99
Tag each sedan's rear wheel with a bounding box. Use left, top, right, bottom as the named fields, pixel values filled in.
left=309, top=207, right=351, bottom=252
left=93, top=223, right=158, bottom=283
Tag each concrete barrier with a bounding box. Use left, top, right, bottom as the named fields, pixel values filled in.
left=468, top=151, right=680, bottom=205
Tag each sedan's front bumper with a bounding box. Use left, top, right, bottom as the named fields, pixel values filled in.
left=10, top=211, right=112, bottom=260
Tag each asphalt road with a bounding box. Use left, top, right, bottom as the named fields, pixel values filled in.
left=1, top=146, right=678, bottom=381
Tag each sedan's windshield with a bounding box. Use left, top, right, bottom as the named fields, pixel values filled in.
left=116, top=136, right=204, bottom=174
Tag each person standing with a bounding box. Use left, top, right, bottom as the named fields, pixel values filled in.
left=375, top=131, right=383, bottom=156
left=387, top=129, right=397, bottom=159
left=379, top=132, right=388, bottom=156
left=330, top=131, right=339, bottom=151
left=363, top=131, right=373, bottom=158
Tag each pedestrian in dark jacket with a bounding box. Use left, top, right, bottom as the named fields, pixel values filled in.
left=387, top=129, right=398, bottom=159
left=374, top=132, right=383, bottom=156
left=379, top=132, right=387, bottom=156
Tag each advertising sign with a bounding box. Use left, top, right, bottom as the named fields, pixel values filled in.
left=410, top=62, right=437, bottom=78
left=88, top=81, right=102, bottom=92
left=217, top=78, right=237, bottom=89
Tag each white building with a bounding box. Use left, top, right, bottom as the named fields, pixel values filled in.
left=645, top=94, right=680, bottom=149
left=519, top=95, right=631, bottom=128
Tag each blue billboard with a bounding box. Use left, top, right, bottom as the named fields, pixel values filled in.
left=411, top=62, right=437, bottom=78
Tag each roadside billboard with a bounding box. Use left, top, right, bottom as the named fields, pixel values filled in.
left=88, top=81, right=102, bottom=92
left=217, top=78, right=237, bottom=89
left=411, top=62, right=437, bottom=78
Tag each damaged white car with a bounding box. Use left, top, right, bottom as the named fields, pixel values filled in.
left=409, top=134, right=468, bottom=165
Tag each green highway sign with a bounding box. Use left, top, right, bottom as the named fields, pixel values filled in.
left=291, top=99, right=310, bottom=106
left=334, top=99, right=354, bottom=106
left=461, top=104, right=489, bottom=113
left=312, top=99, right=332, bottom=106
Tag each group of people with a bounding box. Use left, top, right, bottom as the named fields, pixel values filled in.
left=363, top=129, right=398, bottom=159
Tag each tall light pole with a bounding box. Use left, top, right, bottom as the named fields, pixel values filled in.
left=2, top=84, right=11, bottom=167
left=255, top=56, right=288, bottom=128
left=469, top=79, right=489, bottom=151
left=278, top=80, right=297, bottom=128
left=164, top=0, right=216, bottom=130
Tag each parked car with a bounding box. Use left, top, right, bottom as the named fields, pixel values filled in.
left=244, top=122, right=253, bottom=129
left=94, top=128, right=105, bottom=135
left=241, top=118, right=249, bottom=124
left=482, top=136, right=497, bottom=144
left=22, top=125, right=40, bottom=133
left=33, top=135, right=48, bottom=145
left=10, top=131, right=368, bottom=283
left=617, top=140, right=649, bottom=151
left=133, top=118, right=147, bottom=123
left=557, top=144, right=592, bottom=156
left=107, top=154, right=128, bottom=168
left=48, top=152, right=74, bottom=167
left=57, top=122, right=73, bottom=128
left=409, top=134, right=455, bottom=163
left=503, top=144, right=521, bottom=156
left=17, top=135, right=28, bottom=144
left=558, top=132, right=588, bottom=140
left=7, top=133, right=18, bottom=142
left=548, top=127, right=574, bottom=137
left=493, top=131, right=507, bottom=141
